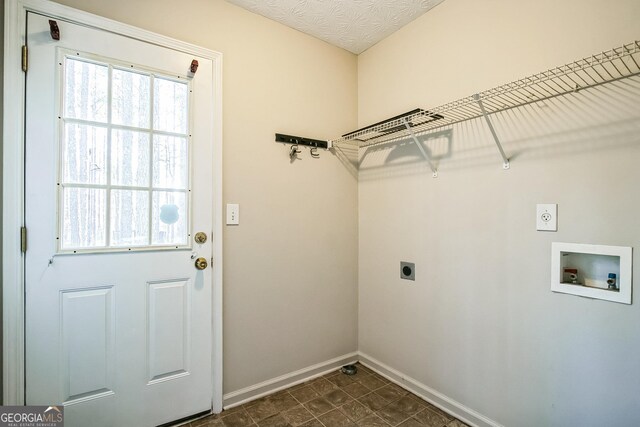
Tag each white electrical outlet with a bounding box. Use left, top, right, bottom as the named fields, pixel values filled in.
left=226, top=203, right=239, bottom=225
left=536, top=204, right=557, bottom=231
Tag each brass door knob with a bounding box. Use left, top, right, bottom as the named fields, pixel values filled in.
left=194, top=257, right=208, bottom=270
left=194, top=232, right=207, bottom=244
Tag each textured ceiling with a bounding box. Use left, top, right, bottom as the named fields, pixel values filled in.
left=226, top=0, right=445, bottom=54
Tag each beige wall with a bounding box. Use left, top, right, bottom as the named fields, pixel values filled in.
left=5, top=0, right=640, bottom=423
left=358, top=0, right=640, bottom=426
left=50, top=0, right=359, bottom=394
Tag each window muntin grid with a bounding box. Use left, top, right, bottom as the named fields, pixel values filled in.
left=58, top=54, right=191, bottom=252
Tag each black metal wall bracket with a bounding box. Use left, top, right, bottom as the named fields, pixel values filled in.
left=275, top=133, right=329, bottom=149
left=49, top=20, right=60, bottom=40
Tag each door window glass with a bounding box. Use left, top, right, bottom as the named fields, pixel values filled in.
left=59, top=56, right=190, bottom=251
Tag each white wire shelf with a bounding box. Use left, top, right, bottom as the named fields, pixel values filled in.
left=331, top=40, right=640, bottom=153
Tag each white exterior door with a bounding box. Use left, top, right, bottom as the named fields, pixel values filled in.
left=25, top=12, right=215, bottom=427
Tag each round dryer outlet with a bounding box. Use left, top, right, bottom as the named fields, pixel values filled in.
left=400, top=261, right=415, bottom=281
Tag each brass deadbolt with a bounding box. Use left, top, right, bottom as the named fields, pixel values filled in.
left=194, top=257, right=208, bottom=270
left=194, top=232, right=208, bottom=244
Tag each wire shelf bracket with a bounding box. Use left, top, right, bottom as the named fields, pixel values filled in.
left=402, top=118, right=438, bottom=177
left=473, top=94, right=510, bottom=170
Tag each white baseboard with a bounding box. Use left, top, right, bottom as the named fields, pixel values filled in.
left=222, top=352, right=358, bottom=409
left=222, top=351, right=502, bottom=427
left=358, top=353, right=503, bottom=427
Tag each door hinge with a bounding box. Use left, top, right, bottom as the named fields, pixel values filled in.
left=21, top=45, right=28, bottom=72
left=20, top=226, right=27, bottom=253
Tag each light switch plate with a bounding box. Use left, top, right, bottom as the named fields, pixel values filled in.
left=226, top=203, right=239, bottom=225
left=536, top=204, right=557, bottom=231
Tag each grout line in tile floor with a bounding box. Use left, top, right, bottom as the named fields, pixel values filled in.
left=186, top=363, right=469, bottom=427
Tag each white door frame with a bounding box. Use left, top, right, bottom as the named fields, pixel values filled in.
left=3, top=0, right=224, bottom=413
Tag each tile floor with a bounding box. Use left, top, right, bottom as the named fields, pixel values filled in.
left=187, top=364, right=469, bottom=427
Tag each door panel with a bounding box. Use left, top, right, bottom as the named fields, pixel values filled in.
left=147, top=279, right=190, bottom=383
left=25, top=12, right=214, bottom=427
left=61, top=287, right=115, bottom=403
